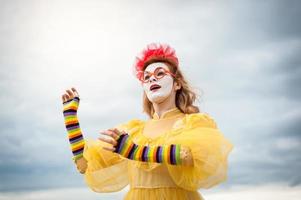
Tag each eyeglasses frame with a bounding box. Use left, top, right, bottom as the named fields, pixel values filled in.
left=137, top=67, right=176, bottom=83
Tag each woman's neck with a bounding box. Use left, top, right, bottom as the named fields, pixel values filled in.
left=152, top=94, right=177, bottom=118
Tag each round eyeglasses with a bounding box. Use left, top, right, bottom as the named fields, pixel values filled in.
left=137, top=67, right=176, bottom=83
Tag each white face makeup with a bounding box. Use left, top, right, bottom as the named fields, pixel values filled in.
left=142, top=62, right=174, bottom=104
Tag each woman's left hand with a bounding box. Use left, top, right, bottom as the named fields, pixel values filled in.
left=98, top=128, right=124, bottom=152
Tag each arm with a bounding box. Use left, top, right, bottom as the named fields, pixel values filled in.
left=62, top=88, right=87, bottom=173
left=113, top=133, right=193, bottom=166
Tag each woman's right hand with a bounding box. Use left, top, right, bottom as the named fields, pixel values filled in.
left=62, top=87, right=80, bottom=104
left=61, top=87, right=81, bottom=113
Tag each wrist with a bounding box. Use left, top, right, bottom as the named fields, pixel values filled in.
left=63, top=97, right=80, bottom=112
left=73, top=154, right=83, bottom=163
left=180, top=146, right=193, bottom=166
left=75, top=156, right=87, bottom=174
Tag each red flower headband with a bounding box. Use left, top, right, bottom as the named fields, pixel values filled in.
left=133, top=43, right=179, bottom=80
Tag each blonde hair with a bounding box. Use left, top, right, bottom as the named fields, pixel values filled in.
left=142, top=60, right=201, bottom=118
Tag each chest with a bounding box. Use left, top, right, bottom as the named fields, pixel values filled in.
left=142, top=117, right=183, bottom=139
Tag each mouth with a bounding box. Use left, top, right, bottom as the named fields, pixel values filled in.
left=150, top=84, right=161, bottom=92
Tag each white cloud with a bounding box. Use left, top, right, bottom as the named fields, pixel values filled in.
left=1, top=0, right=300, bottom=191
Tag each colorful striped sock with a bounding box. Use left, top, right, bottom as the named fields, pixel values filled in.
left=113, top=133, right=182, bottom=165
left=63, top=96, right=85, bottom=163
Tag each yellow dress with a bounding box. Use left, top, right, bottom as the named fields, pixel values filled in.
left=82, top=108, right=234, bottom=200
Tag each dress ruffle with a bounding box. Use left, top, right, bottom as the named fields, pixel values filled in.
left=82, top=119, right=145, bottom=193
left=166, top=113, right=234, bottom=190
left=83, top=139, right=129, bottom=192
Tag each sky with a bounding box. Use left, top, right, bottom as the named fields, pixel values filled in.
left=0, top=0, right=300, bottom=199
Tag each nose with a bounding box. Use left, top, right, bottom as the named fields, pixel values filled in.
left=149, top=76, right=157, bottom=83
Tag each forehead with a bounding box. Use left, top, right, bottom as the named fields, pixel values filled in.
left=144, top=62, right=169, bottom=72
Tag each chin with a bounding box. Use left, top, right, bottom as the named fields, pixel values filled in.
left=148, top=94, right=168, bottom=104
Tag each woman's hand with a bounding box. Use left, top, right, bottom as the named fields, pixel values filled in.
left=61, top=87, right=80, bottom=104
left=61, top=87, right=80, bottom=114
left=98, top=128, right=125, bottom=152
left=75, top=157, right=88, bottom=174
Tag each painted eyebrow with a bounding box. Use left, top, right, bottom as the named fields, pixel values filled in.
left=144, top=66, right=165, bottom=73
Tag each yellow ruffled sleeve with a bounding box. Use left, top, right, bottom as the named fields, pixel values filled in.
left=83, top=139, right=127, bottom=192
left=166, top=113, right=234, bottom=191
left=83, top=119, right=144, bottom=193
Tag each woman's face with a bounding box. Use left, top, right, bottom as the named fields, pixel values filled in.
left=142, top=62, right=176, bottom=104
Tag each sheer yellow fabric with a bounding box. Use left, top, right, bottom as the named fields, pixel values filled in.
left=165, top=113, right=234, bottom=190
left=82, top=119, right=144, bottom=193
left=124, top=187, right=203, bottom=199
left=82, top=108, right=234, bottom=200
left=83, top=139, right=128, bottom=192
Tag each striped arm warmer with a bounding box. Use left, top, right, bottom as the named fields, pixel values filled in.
left=113, top=133, right=182, bottom=165
left=63, top=97, right=85, bottom=163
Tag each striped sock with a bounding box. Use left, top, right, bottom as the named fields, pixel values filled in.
left=113, top=133, right=181, bottom=165
left=63, top=97, right=85, bottom=162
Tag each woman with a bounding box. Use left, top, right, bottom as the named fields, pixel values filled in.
left=61, top=43, right=234, bottom=200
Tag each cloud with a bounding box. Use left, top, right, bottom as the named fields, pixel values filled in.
left=0, top=0, right=300, bottom=192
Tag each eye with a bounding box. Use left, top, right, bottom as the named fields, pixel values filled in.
left=143, top=74, right=150, bottom=81
left=157, top=71, right=165, bottom=76
left=155, top=69, right=166, bottom=78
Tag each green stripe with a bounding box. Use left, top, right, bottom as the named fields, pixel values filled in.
left=147, top=146, right=151, bottom=162
left=176, top=144, right=181, bottom=165
left=67, top=128, right=80, bottom=134
left=72, top=153, right=83, bottom=162
left=65, top=115, right=77, bottom=120
left=133, top=145, right=139, bottom=160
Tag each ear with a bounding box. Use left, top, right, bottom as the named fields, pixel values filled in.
left=174, top=81, right=181, bottom=91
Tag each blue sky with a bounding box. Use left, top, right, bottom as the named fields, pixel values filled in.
left=0, top=0, right=300, bottom=197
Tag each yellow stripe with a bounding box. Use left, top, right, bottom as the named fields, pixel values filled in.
left=153, top=146, right=158, bottom=162
left=72, top=140, right=85, bottom=150
left=150, top=147, right=155, bottom=162
left=163, top=146, right=168, bottom=163
left=137, top=146, right=144, bottom=161
left=125, top=143, right=134, bottom=157
left=71, top=138, right=84, bottom=147
left=63, top=105, right=78, bottom=112
left=68, top=129, right=81, bottom=137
